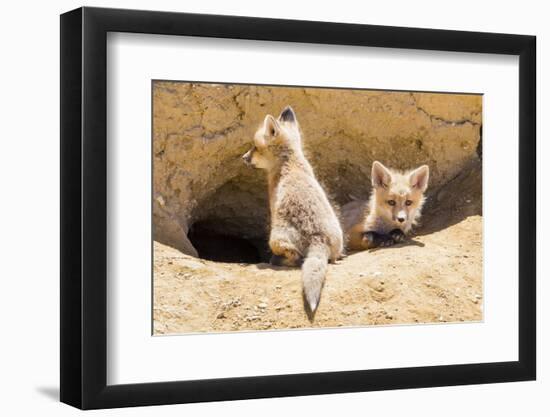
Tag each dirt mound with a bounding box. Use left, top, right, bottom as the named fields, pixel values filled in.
left=153, top=161, right=482, bottom=334
left=153, top=218, right=482, bottom=334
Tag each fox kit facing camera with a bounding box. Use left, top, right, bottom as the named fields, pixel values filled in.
left=242, top=106, right=344, bottom=314
left=341, top=161, right=429, bottom=251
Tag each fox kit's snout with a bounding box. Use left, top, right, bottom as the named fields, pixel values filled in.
left=241, top=149, right=253, bottom=166
left=243, top=106, right=344, bottom=315
left=341, top=161, right=429, bottom=251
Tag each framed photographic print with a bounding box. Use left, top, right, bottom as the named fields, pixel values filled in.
left=60, top=6, right=536, bottom=409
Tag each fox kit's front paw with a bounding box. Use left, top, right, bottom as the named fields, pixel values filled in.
left=389, top=228, right=406, bottom=243
left=362, top=231, right=378, bottom=248
left=362, top=231, right=395, bottom=248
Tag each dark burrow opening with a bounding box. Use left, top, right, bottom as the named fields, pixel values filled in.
left=187, top=220, right=271, bottom=264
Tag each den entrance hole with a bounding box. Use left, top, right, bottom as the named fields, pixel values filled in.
left=187, top=220, right=270, bottom=264
left=185, top=174, right=271, bottom=264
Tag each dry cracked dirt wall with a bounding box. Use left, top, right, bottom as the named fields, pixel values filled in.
left=152, top=81, right=482, bottom=334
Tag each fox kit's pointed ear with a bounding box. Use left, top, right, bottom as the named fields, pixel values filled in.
left=263, top=114, right=280, bottom=137
left=371, top=161, right=392, bottom=189
left=278, top=105, right=297, bottom=123
left=409, top=165, right=430, bottom=191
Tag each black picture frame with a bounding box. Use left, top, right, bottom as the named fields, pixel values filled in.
left=60, top=6, right=536, bottom=410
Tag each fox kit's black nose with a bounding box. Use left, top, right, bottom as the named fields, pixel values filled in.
left=397, top=217, right=405, bottom=223
left=242, top=150, right=252, bottom=165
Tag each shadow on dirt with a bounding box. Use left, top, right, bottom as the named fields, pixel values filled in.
left=414, top=158, right=482, bottom=237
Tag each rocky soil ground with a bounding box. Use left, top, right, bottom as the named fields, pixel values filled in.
left=153, top=161, right=482, bottom=334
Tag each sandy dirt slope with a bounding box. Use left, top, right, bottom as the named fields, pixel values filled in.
left=153, top=215, right=482, bottom=335
left=154, top=159, right=482, bottom=334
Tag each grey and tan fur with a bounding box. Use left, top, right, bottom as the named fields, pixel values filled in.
left=341, top=161, right=429, bottom=251
left=242, top=106, right=344, bottom=313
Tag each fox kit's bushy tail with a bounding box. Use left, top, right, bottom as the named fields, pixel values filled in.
left=302, top=237, right=330, bottom=313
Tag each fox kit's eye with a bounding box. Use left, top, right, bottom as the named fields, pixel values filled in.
left=387, top=200, right=396, bottom=206
left=405, top=200, right=413, bottom=206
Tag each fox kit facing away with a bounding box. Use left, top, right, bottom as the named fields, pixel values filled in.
left=341, top=161, right=429, bottom=251
left=242, top=106, right=344, bottom=314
